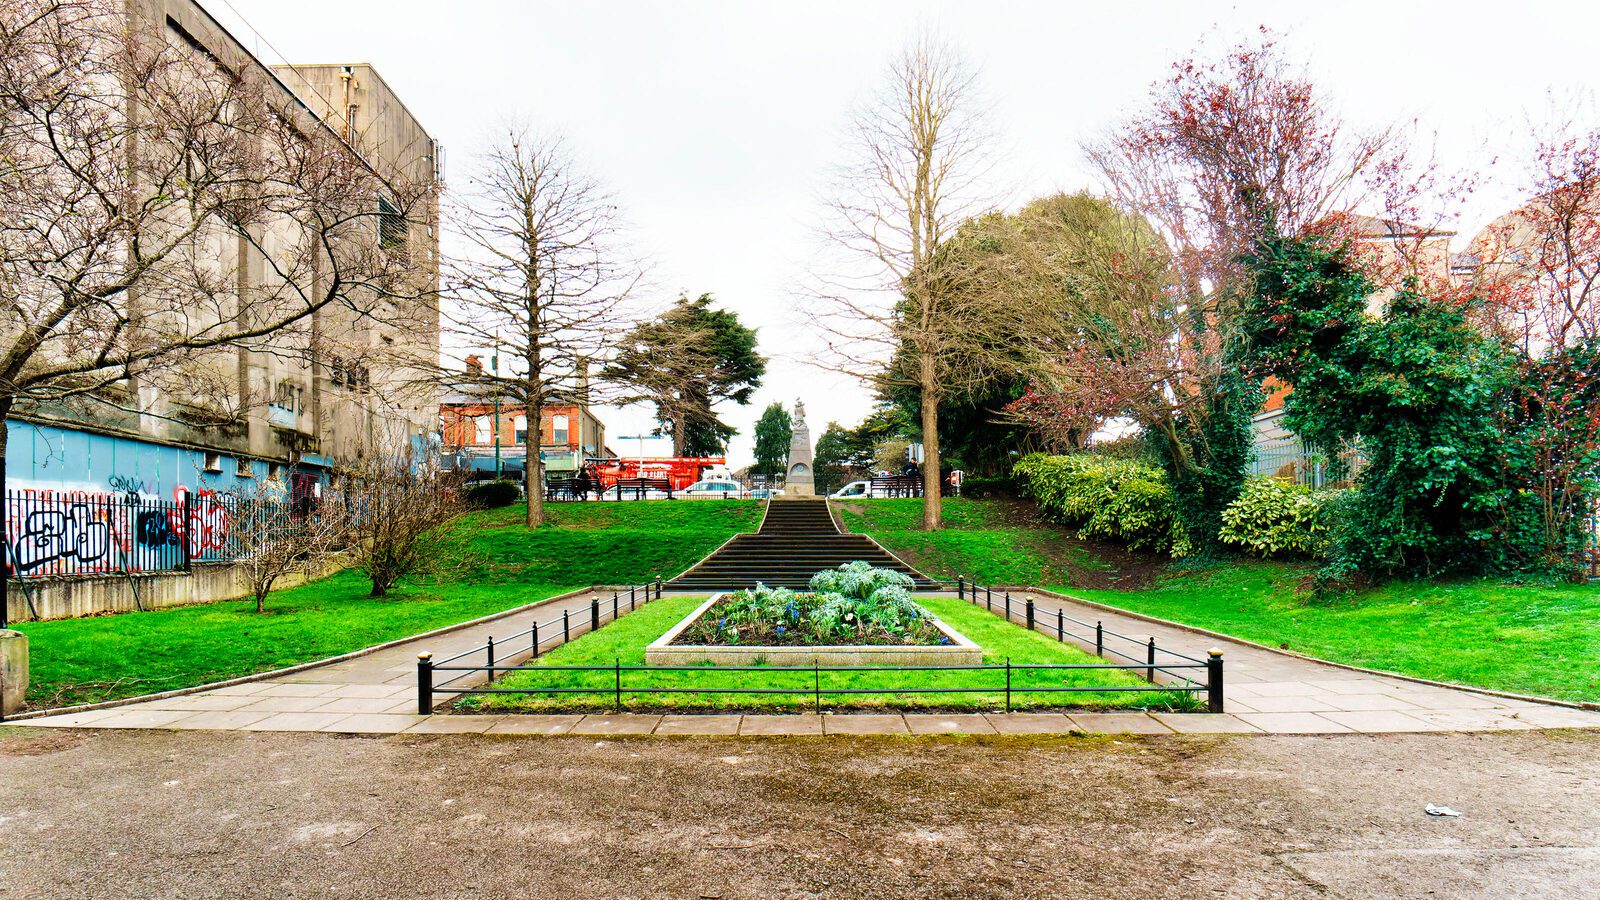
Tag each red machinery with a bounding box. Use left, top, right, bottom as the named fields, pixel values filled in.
left=586, top=457, right=725, bottom=491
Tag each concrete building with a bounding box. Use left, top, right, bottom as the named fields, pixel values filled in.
left=6, top=1, right=440, bottom=513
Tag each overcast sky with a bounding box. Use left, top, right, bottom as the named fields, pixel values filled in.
left=217, top=0, right=1597, bottom=466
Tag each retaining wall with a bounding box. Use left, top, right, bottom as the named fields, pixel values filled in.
left=6, top=558, right=347, bottom=623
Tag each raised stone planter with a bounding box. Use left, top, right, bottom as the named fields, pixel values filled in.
left=1, top=629, right=27, bottom=716
left=646, top=594, right=983, bottom=666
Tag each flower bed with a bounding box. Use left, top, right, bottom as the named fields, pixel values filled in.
left=675, top=564, right=943, bottom=647
left=646, top=562, right=982, bottom=666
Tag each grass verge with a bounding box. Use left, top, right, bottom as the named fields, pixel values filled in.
left=13, top=499, right=763, bottom=710
left=1064, top=560, right=1600, bottom=703
left=460, top=593, right=1195, bottom=714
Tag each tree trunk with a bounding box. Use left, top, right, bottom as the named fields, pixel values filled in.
left=670, top=412, right=687, bottom=457
left=525, top=391, right=545, bottom=528
left=919, top=358, right=942, bottom=532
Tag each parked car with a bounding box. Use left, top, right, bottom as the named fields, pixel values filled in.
left=679, top=478, right=749, bottom=499
left=829, top=480, right=888, bottom=500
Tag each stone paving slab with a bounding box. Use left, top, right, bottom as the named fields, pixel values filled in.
left=736, top=714, right=824, bottom=736
left=655, top=715, right=744, bottom=736
left=903, top=714, right=997, bottom=735
left=823, top=714, right=909, bottom=735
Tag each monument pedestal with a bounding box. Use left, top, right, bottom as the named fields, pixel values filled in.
left=785, top=399, right=816, bottom=497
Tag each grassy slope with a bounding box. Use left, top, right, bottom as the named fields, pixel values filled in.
left=15, top=500, right=763, bottom=709
left=841, top=497, right=1600, bottom=703
left=833, top=498, right=1111, bottom=585
left=467, top=593, right=1190, bottom=713
left=1066, top=562, right=1600, bottom=703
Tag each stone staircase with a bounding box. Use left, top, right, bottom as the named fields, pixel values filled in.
left=666, top=499, right=939, bottom=591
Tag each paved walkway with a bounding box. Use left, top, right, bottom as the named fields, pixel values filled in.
left=15, top=587, right=1600, bottom=736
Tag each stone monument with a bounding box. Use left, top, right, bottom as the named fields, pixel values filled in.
left=784, top=398, right=815, bottom=496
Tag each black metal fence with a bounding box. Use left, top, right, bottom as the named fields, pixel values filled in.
left=418, top=579, right=1223, bottom=714
left=419, top=579, right=667, bottom=713
left=955, top=578, right=1223, bottom=712
left=5, top=489, right=246, bottom=578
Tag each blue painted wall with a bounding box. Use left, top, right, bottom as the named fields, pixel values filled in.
left=7, top=420, right=283, bottom=497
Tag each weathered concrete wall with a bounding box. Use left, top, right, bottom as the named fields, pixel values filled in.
left=6, top=559, right=347, bottom=623
left=0, top=630, right=26, bottom=715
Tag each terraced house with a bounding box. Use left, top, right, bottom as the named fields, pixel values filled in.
left=2, top=0, right=440, bottom=587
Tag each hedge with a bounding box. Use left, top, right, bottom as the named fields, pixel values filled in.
left=1012, top=454, right=1185, bottom=555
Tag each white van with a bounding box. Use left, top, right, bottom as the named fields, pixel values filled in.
left=829, top=480, right=883, bottom=500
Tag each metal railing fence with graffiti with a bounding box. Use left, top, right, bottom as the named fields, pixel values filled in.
left=4, top=489, right=247, bottom=578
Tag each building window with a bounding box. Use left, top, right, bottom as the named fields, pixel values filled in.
left=378, top=196, right=407, bottom=250
left=268, top=463, right=283, bottom=481
left=473, top=415, right=491, bottom=445
left=203, top=452, right=223, bottom=473
left=236, top=457, right=254, bottom=478
left=553, top=414, right=569, bottom=446
left=514, top=415, right=528, bottom=444
left=329, top=357, right=370, bottom=391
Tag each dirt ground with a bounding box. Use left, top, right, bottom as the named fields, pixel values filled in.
left=1, top=727, right=1596, bottom=898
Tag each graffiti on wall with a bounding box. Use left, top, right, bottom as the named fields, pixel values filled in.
left=5, top=483, right=234, bottom=576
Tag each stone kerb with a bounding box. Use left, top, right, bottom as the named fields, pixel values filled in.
left=645, top=594, right=983, bottom=666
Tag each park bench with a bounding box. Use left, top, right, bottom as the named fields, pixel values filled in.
left=610, top=477, right=674, bottom=501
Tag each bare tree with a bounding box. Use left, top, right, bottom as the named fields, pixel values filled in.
left=0, top=0, right=433, bottom=619
left=809, top=34, right=1003, bottom=530
left=227, top=480, right=347, bottom=613
left=340, top=442, right=463, bottom=597
left=443, top=126, right=639, bottom=527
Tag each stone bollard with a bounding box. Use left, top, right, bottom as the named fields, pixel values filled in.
left=0, top=629, right=27, bottom=718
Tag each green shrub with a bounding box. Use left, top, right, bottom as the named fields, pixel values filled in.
left=464, top=480, right=521, bottom=509
left=1218, top=478, right=1336, bottom=558
left=1012, top=454, right=1185, bottom=555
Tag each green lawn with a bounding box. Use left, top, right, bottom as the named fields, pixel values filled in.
left=461, top=593, right=1195, bottom=714
left=842, top=497, right=1600, bottom=704
left=14, top=499, right=763, bottom=710
left=834, top=498, right=1118, bottom=586
left=1064, top=561, right=1600, bottom=703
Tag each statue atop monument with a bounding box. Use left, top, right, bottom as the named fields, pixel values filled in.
left=785, top=397, right=815, bottom=496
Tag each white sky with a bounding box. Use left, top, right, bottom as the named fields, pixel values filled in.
left=214, top=0, right=1599, bottom=467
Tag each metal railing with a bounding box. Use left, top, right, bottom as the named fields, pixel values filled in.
left=417, top=578, right=1221, bottom=714
left=5, top=490, right=251, bottom=578
left=418, top=578, right=666, bottom=713
left=955, top=577, right=1223, bottom=713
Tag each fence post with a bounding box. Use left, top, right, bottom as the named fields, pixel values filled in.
left=1207, top=649, right=1225, bottom=713
left=1004, top=657, right=1012, bottom=714
left=563, top=609, right=570, bottom=644
left=1095, top=622, right=1104, bottom=658
left=956, top=576, right=964, bottom=601
left=655, top=575, right=662, bottom=599
left=630, top=585, right=636, bottom=607
left=612, top=592, right=618, bottom=621
left=614, top=657, right=622, bottom=710
left=1146, top=637, right=1157, bottom=683
left=985, top=587, right=992, bottom=611
left=1025, top=597, right=1034, bottom=630
left=416, top=653, right=433, bottom=715
left=531, top=622, right=540, bottom=657
left=180, top=492, right=193, bottom=572
left=1005, top=592, right=1011, bottom=622
left=590, top=596, right=600, bottom=632
left=486, top=636, right=495, bottom=684
left=1057, top=608, right=1064, bottom=641
left=814, top=661, right=821, bottom=713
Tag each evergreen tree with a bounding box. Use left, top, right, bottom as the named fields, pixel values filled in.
left=751, top=402, right=793, bottom=478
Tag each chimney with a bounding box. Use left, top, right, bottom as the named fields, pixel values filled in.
left=575, top=358, right=590, bottom=407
